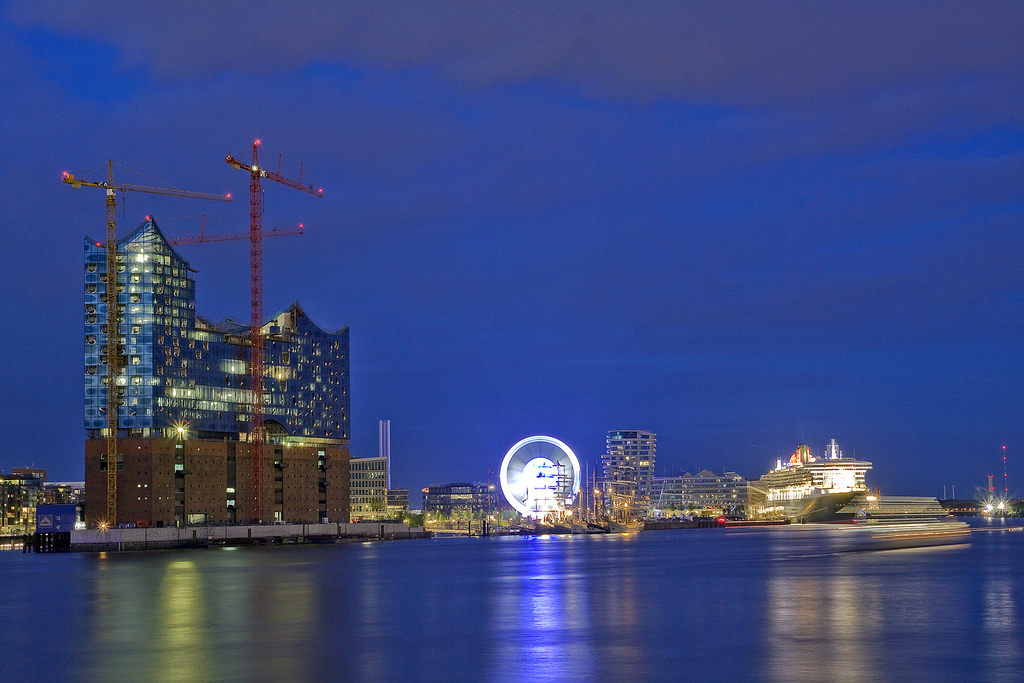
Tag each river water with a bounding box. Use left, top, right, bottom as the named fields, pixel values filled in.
left=3, top=519, right=1022, bottom=682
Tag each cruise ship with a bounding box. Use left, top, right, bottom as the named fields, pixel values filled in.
left=747, top=440, right=970, bottom=548
left=747, top=440, right=873, bottom=522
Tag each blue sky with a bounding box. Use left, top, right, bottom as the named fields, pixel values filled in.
left=1, top=2, right=1023, bottom=501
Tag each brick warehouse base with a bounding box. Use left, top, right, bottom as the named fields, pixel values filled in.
left=85, top=438, right=349, bottom=528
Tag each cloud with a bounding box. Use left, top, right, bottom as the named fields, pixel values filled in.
left=7, top=1, right=1024, bottom=105
left=3, top=2, right=1023, bottom=490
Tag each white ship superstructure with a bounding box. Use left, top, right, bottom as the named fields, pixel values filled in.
left=748, top=440, right=872, bottom=521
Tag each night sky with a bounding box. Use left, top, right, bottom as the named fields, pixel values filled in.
left=2, top=3, right=1022, bottom=503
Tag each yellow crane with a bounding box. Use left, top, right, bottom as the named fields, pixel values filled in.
left=64, top=161, right=231, bottom=528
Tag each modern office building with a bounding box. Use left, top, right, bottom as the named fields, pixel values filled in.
left=386, top=488, right=410, bottom=517
left=603, top=430, right=656, bottom=517
left=1, top=471, right=43, bottom=534
left=1, top=471, right=83, bottom=534
left=650, top=470, right=748, bottom=516
left=422, top=483, right=497, bottom=519
left=350, top=456, right=388, bottom=520
left=84, top=218, right=349, bottom=440
left=83, top=218, right=351, bottom=527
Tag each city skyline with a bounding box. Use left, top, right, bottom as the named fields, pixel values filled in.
left=1, top=4, right=1023, bottom=501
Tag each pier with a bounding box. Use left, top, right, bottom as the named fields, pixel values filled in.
left=17, top=522, right=430, bottom=552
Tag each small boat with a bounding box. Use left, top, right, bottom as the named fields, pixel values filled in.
left=840, top=519, right=971, bottom=552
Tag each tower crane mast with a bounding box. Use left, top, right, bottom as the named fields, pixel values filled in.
left=64, top=161, right=231, bottom=527
left=226, top=141, right=321, bottom=523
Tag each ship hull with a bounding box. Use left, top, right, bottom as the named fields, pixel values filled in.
left=786, top=491, right=861, bottom=523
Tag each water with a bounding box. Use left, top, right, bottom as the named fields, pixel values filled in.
left=3, top=521, right=1022, bottom=682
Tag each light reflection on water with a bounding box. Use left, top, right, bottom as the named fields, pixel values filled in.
left=982, top=532, right=1020, bottom=683
left=2, top=525, right=1022, bottom=682
left=487, top=537, right=597, bottom=682
left=767, top=554, right=882, bottom=682
left=156, top=560, right=210, bottom=682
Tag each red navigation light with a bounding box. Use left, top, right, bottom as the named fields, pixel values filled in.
left=318, top=188, right=323, bottom=194
left=62, top=171, right=69, bottom=178
left=96, top=242, right=102, bottom=247
left=226, top=193, right=232, bottom=199
left=254, top=139, right=261, bottom=146
left=146, top=215, right=151, bottom=221
left=298, top=223, right=303, bottom=228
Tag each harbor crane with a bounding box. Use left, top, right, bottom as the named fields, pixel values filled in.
left=225, top=140, right=322, bottom=523
left=63, top=161, right=231, bottom=527
left=168, top=219, right=304, bottom=246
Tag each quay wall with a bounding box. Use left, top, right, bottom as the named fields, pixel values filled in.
left=71, top=522, right=429, bottom=551
left=644, top=519, right=790, bottom=531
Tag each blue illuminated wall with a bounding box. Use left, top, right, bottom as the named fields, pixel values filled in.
left=84, top=218, right=349, bottom=443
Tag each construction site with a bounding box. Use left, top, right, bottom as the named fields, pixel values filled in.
left=69, top=143, right=355, bottom=529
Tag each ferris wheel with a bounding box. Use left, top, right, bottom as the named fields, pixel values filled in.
left=499, top=436, right=581, bottom=518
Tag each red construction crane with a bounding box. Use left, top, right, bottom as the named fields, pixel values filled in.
left=169, top=223, right=304, bottom=245
left=225, top=140, right=322, bottom=523
left=64, top=161, right=232, bottom=528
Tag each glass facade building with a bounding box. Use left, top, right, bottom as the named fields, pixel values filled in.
left=84, top=218, right=349, bottom=443
left=422, top=483, right=498, bottom=519
left=603, top=430, right=656, bottom=517
left=350, top=456, right=389, bottom=519
left=1, top=472, right=43, bottom=534
left=650, top=471, right=748, bottom=516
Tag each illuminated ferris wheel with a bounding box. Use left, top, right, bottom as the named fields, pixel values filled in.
left=499, top=436, right=581, bottom=518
